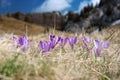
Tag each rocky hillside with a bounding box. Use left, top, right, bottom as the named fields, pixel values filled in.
left=4, top=0, right=120, bottom=34
left=64, top=0, right=120, bottom=33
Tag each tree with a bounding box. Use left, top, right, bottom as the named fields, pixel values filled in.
left=80, top=4, right=94, bottom=18
left=24, top=14, right=33, bottom=23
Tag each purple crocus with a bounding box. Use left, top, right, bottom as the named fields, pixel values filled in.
left=82, top=36, right=92, bottom=44
left=39, top=41, right=52, bottom=53
left=49, top=34, right=61, bottom=48
left=67, top=36, right=77, bottom=49
left=93, top=40, right=110, bottom=57
left=13, top=35, right=30, bottom=52
left=82, top=36, right=92, bottom=50
left=59, top=37, right=68, bottom=48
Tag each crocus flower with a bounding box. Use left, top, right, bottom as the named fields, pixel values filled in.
left=13, top=35, right=30, bottom=52
left=59, top=37, right=68, bottom=48
left=82, top=36, right=92, bottom=50
left=67, top=36, right=77, bottom=49
left=39, top=41, right=52, bottom=53
left=49, top=34, right=61, bottom=48
left=82, top=36, right=92, bottom=44
left=93, top=40, right=110, bottom=57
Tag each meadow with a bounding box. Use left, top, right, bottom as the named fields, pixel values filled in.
left=0, top=16, right=120, bottom=80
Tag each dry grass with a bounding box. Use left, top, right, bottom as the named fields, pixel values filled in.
left=0, top=16, right=120, bottom=80
left=0, top=15, right=46, bottom=35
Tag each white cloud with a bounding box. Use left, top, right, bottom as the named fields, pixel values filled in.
left=78, top=1, right=89, bottom=12
left=91, top=0, right=100, bottom=6
left=1, top=0, right=11, bottom=7
left=33, top=0, right=73, bottom=13
left=77, top=0, right=100, bottom=12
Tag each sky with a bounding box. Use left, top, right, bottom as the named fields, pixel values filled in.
left=0, top=0, right=100, bottom=14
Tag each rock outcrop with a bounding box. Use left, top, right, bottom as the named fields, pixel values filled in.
left=64, top=0, right=120, bottom=33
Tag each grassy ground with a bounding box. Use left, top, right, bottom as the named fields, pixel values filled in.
left=0, top=15, right=45, bottom=35
left=0, top=16, right=120, bottom=80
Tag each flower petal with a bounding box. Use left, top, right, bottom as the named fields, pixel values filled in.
left=94, top=40, right=100, bottom=48
left=13, top=36, right=18, bottom=44
left=39, top=41, right=51, bottom=53
left=102, top=41, right=110, bottom=48
left=82, top=37, right=91, bottom=44
left=94, top=48, right=101, bottom=57
left=67, top=36, right=77, bottom=49
left=74, top=36, right=77, bottom=44
left=39, top=41, right=43, bottom=49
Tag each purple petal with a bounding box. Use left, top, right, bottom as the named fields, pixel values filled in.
left=82, top=37, right=91, bottom=44
left=65, top=37, right=69, bottom=42
left=25, top=40, right=30, bottom=48
left=45, top=41, right=51, bottom=52
left=94, top=40, right=100, bottom=48
left=50, top=35, right=61, bottom=48
left=49, top=42, right=53, bottom=50
left=13, top=35, right=30, bottom=52
left=13, top=36, right=18, bottom=44
left=55, top=36, right=61, bottom=45
left=44, top=41, right=49, bottom=48
left=102, top=41, right=110, bottom=49
left=60, top=38, right=64, bottom=46
left=39, top=41, right=51, bottom=53
left=19, top=36, right=26, bottom=45
left=49, top=34, right=55, bottom=41
left=22, top=35, right=27, bottom=45
left=59, top=37, right=67, bottom=47
left=93, top=40, right=110, bottom=57
left=58, top=37, right=61, bottom=42
left=94, top=48, right=101, bottom=57
left=74, top=37, right=77, bottom=44
left=22, top=39, right=30, bottom=52
left=39, top=41, right=43, bottom=49
left=49, top=35, right=53, bottom=41
left=65, top=37, right=68, bottom=43
left=68, top=37, right=77, bottom=49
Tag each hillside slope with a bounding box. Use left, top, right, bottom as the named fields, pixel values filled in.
left=0, top=15, right=46, bottom=35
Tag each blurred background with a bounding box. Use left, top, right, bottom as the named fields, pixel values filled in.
left=0, top=0, right=120, bottom=35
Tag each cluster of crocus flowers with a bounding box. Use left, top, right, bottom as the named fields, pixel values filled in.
left=39, top=35, right=61, bottom=53
left=13, top=35, right=30, bottom=52
left=12, top=34, right=110, bottom=57
left=39, top=34, right=78, bottom=53
left=82, top=36, right=110, bottom=57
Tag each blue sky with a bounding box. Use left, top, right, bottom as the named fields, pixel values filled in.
left=0, top=0, right=100, bottom=14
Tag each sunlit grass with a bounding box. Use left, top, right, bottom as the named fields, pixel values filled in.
left=0, top=27, right=120, bottom=80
